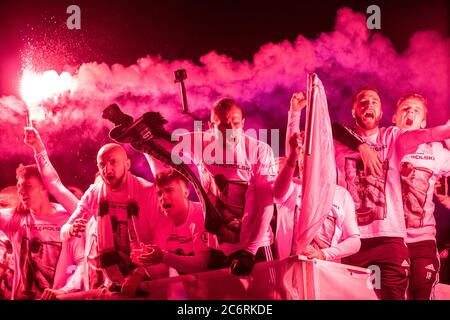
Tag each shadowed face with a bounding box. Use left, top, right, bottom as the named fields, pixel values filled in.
left=352, top=90, right=382, bottom=131
left=393, top=98, right=426, bottom=130
left=16, top=176, right=46, bottom=211
left=97, top=145, right=130, bottom=189
left=210, top=105, right=245, bottom=139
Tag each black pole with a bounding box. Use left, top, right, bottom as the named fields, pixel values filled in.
left=174, top=69, right=189, bottom=114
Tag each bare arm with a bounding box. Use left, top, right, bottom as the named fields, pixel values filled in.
left=162, top=250, right=210, bottom=274
left=285, top=92, right=306, bottom=157
left=274, top=133, right=302, bottom=201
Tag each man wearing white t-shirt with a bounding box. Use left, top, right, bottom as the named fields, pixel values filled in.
left=274, top=93, right=360, bottom=261
left=131, top=168, right=213, bottom=277
left=391, top=93, right=450, bottom=299
left=146, top=98, right=277, bottom=276
left=60, top=143, right=161, bottom=297
left=0, top=165, right=84, bottom=300
left=333, top=87, right=450, bottom=299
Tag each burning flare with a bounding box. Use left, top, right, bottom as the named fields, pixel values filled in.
left=20, top=69, right=77, bottom=123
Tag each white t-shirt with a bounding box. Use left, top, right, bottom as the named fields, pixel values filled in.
left=275, top=183, right=359, bottom=260
left=334, top=126, right=430, bottom=239
left=61, top=175, right=162, bottom=290
left=0, top=204, right=84, bottom=299
left=400, top=142, right=450, bottom=243
left=153, top=202, right=211, bottom=259
left=177, top=131, right=277, bottom=255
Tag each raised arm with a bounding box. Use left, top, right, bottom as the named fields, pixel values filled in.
left=24, top=127, right=79, bottom=214
left=285, top=92, right=306, bottom=157
left=274, top=133, right=302, bottom=201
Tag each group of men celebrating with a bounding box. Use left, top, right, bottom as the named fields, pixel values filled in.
left=0, top=83, right=449, bottom=300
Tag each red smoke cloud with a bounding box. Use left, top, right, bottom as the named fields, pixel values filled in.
left=0, top=7, right=448, bottom=188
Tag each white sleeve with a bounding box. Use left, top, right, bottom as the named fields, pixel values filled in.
left=35, top=150, right=79, bottom=214
left=322, top=190, right=360, bottom=261
left=60, top=185, right=96, bottom=241
left=241, top=144, right=276, bottom=255
left=285, top=111, right=301, bottom=157
left=322, top=235, right=361, bottom=261
left=398, top=124, right=450, bottom=156
left=440, top=147, right=450, bottom=176
left=60, top=237, right=86, bottom=293
left=273, top=163, right=296, bottom=202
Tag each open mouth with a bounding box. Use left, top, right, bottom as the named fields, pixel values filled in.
left=363, top=110, right=375, bottom=119
left=405, top=118, right=413, bottom=126
left=162, top=203, right=172, bottom=210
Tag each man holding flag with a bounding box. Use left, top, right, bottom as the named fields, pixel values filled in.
left=273, top=86, right=360, bottom=262
left=291, top=74, right=340, bottom=256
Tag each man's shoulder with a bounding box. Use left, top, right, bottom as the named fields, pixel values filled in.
left=188, top=201, right=203, bottom=217
left=187, top=201, right=207, bottom=225
left=51, top=202, right=69, bottom=215
left=0, top=207, right=15, bottom=220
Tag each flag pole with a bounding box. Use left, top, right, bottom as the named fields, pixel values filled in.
left=305, top=73, right=318, bottom=156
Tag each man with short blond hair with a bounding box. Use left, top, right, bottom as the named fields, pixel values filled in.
left=392, top=93, right=450, bottom=300
left=333, top=87, right=450, bottom=299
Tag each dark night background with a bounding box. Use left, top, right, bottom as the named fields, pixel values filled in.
left=1, top=0, right=448, bottom=96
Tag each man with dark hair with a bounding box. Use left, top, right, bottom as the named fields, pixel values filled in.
left=0, top=164, right=84, bottom=299
left=333, top=87, right=450, bottom=299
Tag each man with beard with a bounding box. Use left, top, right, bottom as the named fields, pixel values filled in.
left=60, top=144, right=162, bottom=298
left=146, top=98, right=276, bottom=276
left=333, top=87, right=450, bottom=300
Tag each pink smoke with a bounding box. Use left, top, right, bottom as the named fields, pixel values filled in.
left=0, top=7, right=448, bottom=188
